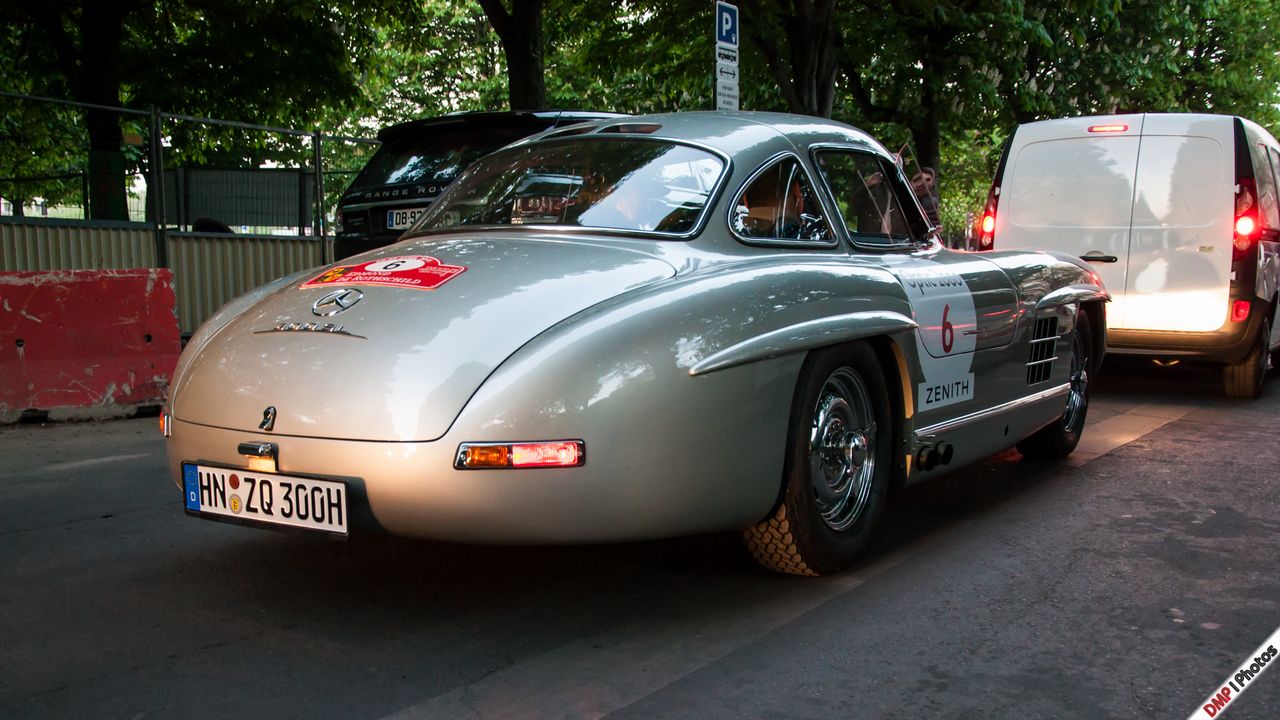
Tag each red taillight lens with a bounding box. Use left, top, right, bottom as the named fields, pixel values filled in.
left=512, top=442, right=582, bottom=468
left=1087, top=124, right=1129, bottom=134
left=1231, top=300, right=1250, bottom=323
left=1234, top=179, right=1260, bottom=261
left=975, top=184, right=1000, bottom=250
left=1235, top=215, right=1256, bottom=237
left=456, top=441, right=585, bottom=469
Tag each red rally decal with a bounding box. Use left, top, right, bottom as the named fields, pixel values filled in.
left=300, top=255, right=466, bottom=291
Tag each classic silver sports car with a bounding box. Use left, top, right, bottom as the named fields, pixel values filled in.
left=163, top=112, right=1108, bottom=575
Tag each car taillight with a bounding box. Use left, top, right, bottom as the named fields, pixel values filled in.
left=976, top=185, right=1000, bottom=249
left=1233, top=178, right=1259, bottom=261
left=1087, top=124, right=1129, bottom=134
left=455, top=441, right=585, bottom=469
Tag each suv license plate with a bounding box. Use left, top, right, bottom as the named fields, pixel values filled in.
left=386, top=207, right=426, bottom=230
left=182, top=463, right=348, bottom=535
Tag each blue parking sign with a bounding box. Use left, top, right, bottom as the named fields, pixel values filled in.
left=715, top=1, right=738, bottom=47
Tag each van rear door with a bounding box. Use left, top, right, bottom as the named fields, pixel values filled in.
left=1123, top=115, right=1234, bottom=332
left=1002, top=115, right=1142, bottom=328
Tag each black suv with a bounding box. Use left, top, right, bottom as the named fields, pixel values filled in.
left=334, top=110, right=623, bottom=259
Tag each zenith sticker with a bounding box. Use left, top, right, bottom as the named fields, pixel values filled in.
left=920, top=373, right=975, bottom=410
left=300, top=255, right=465, bottom=291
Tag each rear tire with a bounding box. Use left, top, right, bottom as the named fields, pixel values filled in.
left=743, top=344, right=892, bottom=576
left=1223, top=317, right=1270, bottom=399
left=1017, top=308, right=1092, bottom=460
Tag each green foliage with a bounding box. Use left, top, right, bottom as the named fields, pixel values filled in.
left=4, top=0, right=1280, bottom=230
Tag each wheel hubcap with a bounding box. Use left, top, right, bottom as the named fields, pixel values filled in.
left=808, top=368, right=876, bottom=532
left=1063, top=327, right=1089, bottom=432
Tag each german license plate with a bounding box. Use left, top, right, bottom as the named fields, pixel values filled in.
left=182, top=463, right=347, bottom=535
left=386, top=207, right=426, bottom=230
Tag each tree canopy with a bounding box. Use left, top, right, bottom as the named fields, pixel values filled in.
left=2, top=0, right=1279, bottom=235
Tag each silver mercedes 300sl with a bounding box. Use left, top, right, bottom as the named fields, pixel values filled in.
left=163, top=112, right=1108, bottom=575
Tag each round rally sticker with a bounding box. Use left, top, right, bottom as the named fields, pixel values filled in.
left=300, top=255, right=466, bottom=291
left=364, top=257, right=427, bottom=273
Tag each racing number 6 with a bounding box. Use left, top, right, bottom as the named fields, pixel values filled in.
left=941, top=304, right=954, bottom=353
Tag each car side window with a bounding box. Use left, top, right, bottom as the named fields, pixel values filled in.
left=813, top=150, right=924, bottom=245
left=730, top=157, right=832, bottom=243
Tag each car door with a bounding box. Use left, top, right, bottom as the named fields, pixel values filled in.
left=1123, top=115, right=1234, bottom=332
left=810, top=146, right=1020, bottom=419
left=1001, top=115, right=1143, bottom=329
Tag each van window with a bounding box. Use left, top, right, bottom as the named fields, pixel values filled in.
left=1131, top=136, right=1222, bottom=229
left=1007, top=137, right=1139, bottom=228
left=1252, top=143, right=1280, bottom=230
left=1270, top=148, right=1280, bottom=227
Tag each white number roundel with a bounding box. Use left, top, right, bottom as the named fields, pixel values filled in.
left=365, top=257, right=426, bottom=273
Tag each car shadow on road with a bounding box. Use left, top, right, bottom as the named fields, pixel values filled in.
left=148, top=448, right=1071, bottom=628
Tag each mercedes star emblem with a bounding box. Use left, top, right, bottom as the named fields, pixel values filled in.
left=312, top=288, right=364, bottom=317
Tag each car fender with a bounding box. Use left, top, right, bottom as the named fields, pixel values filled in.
left=444, top=257, right=920, bottom=537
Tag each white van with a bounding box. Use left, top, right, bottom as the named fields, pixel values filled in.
left=977, top=113, right=1280, bottom=397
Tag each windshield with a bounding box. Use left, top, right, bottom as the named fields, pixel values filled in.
left=420, top=139, right=725, bottom=235
left=350, top=125, right=544, bottom=188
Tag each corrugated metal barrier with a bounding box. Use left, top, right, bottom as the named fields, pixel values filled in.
left=1, top=220, right=328, bottom=334
left=166, top=232, right=324, bottom=333
left=0, top=219, right=158, bottom=269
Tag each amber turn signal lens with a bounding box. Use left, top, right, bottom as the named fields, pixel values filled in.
left=460, top=445, right=509, bottom=468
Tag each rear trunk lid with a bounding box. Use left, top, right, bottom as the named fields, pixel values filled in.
left=171, top=234, right=675, bottom=441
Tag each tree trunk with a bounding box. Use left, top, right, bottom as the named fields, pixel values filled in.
left=478, top=0, right=546, bottom=111
left=80, top=2, right=130, bottom=220
left=743, top=0, right=841, bottom=117
left=909, top=68, right=942, bottom=176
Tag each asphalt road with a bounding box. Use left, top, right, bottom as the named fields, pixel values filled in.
left=1, top=362, right=1277, bottom=719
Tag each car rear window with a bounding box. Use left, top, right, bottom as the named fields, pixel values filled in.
left=419, top=138, right=725, bottom=236
left=350, top=125, right=543, bottom=188
left=1007, top=137, right=1139, bottom=228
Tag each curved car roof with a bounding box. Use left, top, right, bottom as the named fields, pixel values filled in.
left=563, top=111, right=892, bottom=160
left=378, top=110, right=627, bottom=142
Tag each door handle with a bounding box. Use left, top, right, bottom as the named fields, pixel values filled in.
left=1080, top=254, right=1118, bottom=263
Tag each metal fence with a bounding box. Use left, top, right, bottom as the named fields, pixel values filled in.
left=0, top=91, right=379, bottom=333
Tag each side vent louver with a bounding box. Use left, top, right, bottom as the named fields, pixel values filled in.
left=1025, top=316, right=1060, bottom=384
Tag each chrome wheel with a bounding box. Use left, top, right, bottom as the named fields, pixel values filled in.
left=808, top=368, right=876, bottom=532
left=1063, top=327, right=1089, bottom=432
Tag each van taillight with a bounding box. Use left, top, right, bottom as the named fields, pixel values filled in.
left=976, top=185, right=999, bottom=249
left=1087, top=124, right=1129, bottom=134
left=1233, top=178, right=1259, bottom=261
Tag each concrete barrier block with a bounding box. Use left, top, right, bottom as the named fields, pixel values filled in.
left=0, top=269, right=181, bottom=423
